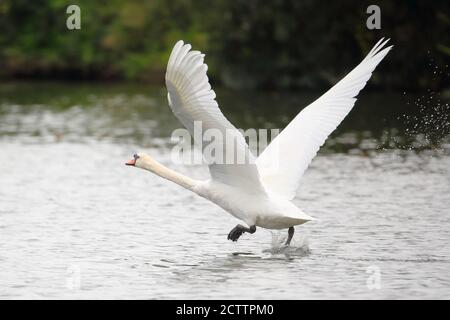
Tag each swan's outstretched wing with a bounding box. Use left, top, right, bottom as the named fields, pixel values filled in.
left=256, top=39, right=392, bottom=200
left=166, top=40, right=266, bottom=193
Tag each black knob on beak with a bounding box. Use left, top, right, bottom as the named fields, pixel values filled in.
left=133, top=154, right=140, bottom=160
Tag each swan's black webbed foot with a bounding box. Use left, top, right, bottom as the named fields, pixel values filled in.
left=227, top=224, right=256, bottom=242
left=285, top=226, right=295, bottom=246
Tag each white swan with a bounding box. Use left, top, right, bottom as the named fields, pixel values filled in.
left=126, top=39, right=392, bottom=245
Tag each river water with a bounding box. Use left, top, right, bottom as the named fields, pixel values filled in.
left=0, top=82, right=449, bottom=299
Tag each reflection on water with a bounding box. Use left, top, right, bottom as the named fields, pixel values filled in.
left=0, top=82, right=449, bottom=299
left=1, top=82, right=449, bottom=151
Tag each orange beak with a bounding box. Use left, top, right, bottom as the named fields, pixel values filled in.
left=125, top=158, right=136, bottom=166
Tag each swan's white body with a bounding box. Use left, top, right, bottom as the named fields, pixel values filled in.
left=193, top=180, right=310, bottom=229
left=129, top=39, right=392, bottom=234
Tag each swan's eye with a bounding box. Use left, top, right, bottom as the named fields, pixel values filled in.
left=133, top=154, right=140, bottom=160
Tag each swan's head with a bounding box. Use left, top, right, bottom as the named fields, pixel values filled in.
left=125, top=153, right=154, bottom=169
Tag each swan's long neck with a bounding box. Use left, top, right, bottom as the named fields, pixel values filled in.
left=139, top=157, right=197, bottom=190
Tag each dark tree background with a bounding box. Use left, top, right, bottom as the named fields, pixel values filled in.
left=0, top=0, right=448, bottom=91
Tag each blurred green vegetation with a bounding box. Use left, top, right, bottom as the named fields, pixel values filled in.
left=0, top=0, right=448, bottom=90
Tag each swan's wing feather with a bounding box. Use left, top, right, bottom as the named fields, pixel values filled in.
left=166, top=41, right=266, bottom=193
left=256, top=39, right=392, bottom=199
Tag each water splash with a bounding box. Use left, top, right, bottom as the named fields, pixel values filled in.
left=262, top=231, right=311, bottom=258
left=392, top=58, right=450, bottom=151
left=400, top=90, right=449, bottom=147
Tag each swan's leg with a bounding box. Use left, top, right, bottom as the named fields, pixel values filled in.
left=227, top=224, right=256, bottom=242
left=285, top=227, right=295, bottom=246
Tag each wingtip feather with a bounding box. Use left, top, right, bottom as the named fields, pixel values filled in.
left=369, top=38, right=392, bottom=58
